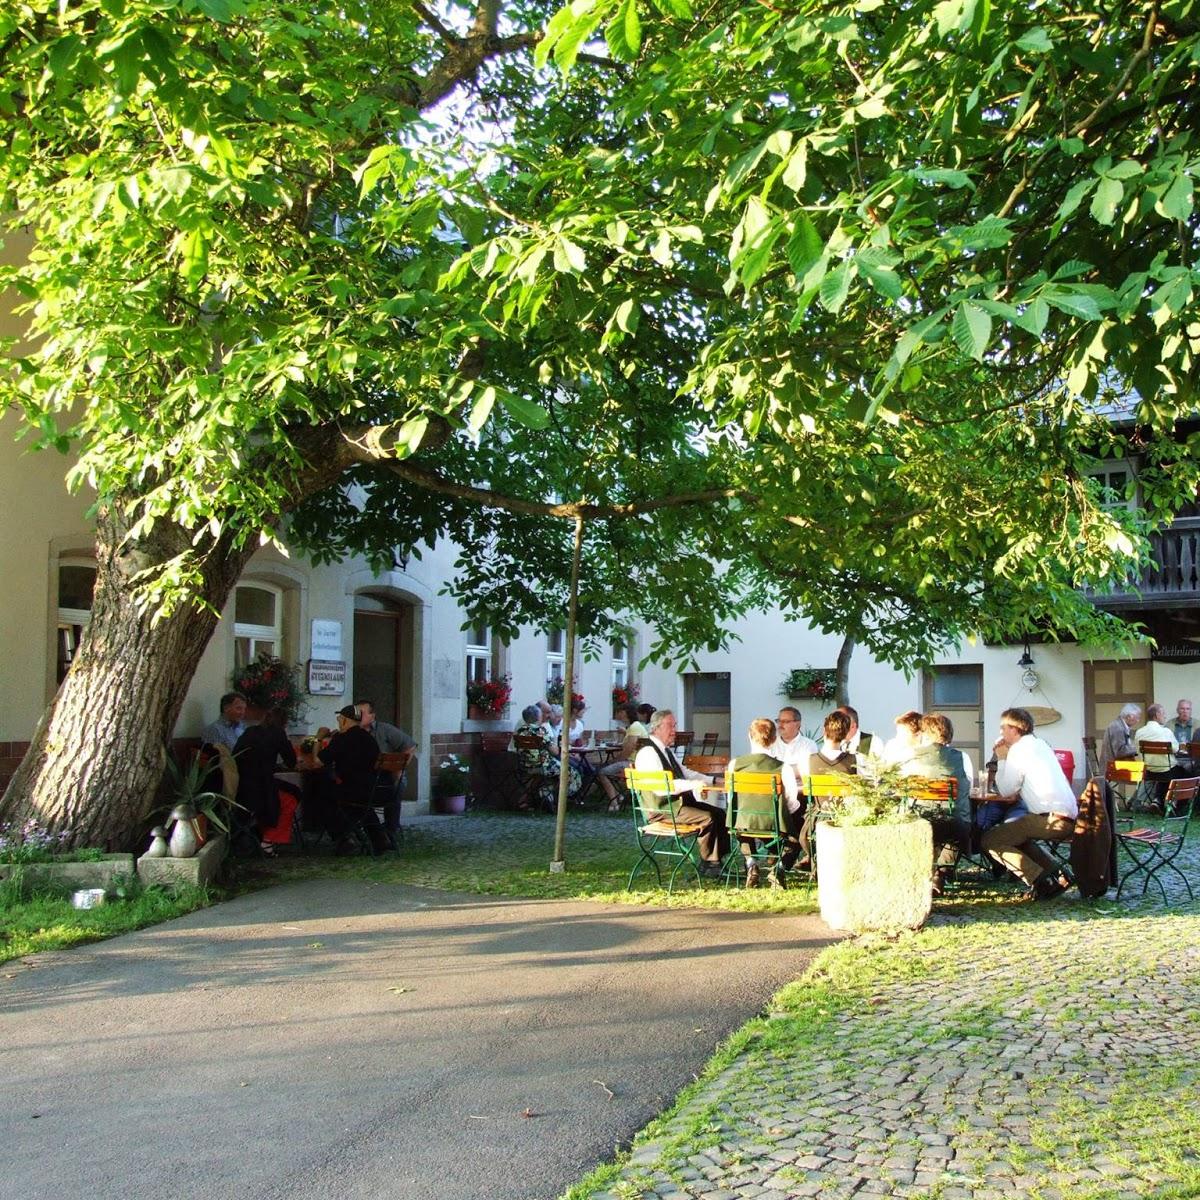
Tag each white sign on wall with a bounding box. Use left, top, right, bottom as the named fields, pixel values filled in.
left=308, top=659, right=347, bottom=696
left=310, top=619, right=342, bottom=659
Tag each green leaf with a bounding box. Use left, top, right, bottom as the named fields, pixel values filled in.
left=650, top=229, right=672, bottom=266
left=1056, top=178, right=1093, bottom=222
left=785, top=215, right=822, bottom=277
left=606, top=0, right=642, bottom=60
left=955, top=215, right=1012, bottom=250
left=1012, top=297, right=1049, bottom=336
left=499, top=391, right=551, bottom=429
left=197, top=0, right=235, bottom=20
left=553, top=237, right=587, bottom=273
left=857, top=256, right=902, bottom=300
left=1045, top=290, right=1103, bottom=321
left=818, top=261, right=852, bottom=313
left=952, top=301, right=992, bottom=360
left=781, top=141, right=808, bottom=192
left=468, top=388, right=496, bottom=434
left=1158, top=172, right=1194, bottom=223
left=911, top=167, right=974, bottom=190
left=614, top=298, right=639, bottom=333
left=1090, top=176, right=1123, bottom=226
left=650, top=0, right=690, bottom=17
left=1103, top=159, right=1144, bottom=180
left=1015, top=26, right=1052, bottom=53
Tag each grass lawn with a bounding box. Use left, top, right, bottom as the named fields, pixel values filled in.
left=0, top=879, right=215, bottom=964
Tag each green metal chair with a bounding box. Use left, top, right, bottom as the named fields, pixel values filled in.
left=1116, top=776, right=1198, bottom=903
left=624, top=768, right=706, bottom=893
left=723, top=770, right=786, bottom=887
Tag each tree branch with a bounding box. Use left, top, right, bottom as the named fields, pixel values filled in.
left=339, top=431, right=739, bottom=517
left=412, top=0, right=460, bottom=45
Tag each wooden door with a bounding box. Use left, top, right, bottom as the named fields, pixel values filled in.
left=1084, top=659, right=1151, bottom=741
left=922, top=665, right=984, bottom=773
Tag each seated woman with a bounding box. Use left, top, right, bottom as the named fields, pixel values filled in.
left=514, top=704, right=580, bottom=811
left=597, top=703, right=649, bottom=812
left=799, top=710, right=858, bottom=866
left=882, top=710, right=923, bottom=766
left=727, top=717, right=795, bottom=887
left=900, top=712, right=973, bottom=892
left=232, top=707, right=297, bottom=856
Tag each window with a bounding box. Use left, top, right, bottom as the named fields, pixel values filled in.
left=1090, top=464, right=1135, bottom=513
left=57, top=559, right=96, bottom=683
left=234, top=583, right=282, bottom=667
left=466, top=624, right=492, bottom=686
left=611, top=636, right=630, bottom=690
left=546, top=628, right=564, bottom=683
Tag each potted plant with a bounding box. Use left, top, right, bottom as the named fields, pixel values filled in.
left=813, top=764, right=933, bottom=933
left=466, top=674, right=512, bottom=720
left=780, top=667, right=837, bottom=701
left=433, top=753, right=471, bottom=814
left=158, top=750, right=239, bottom=855
left=231, top=652, right=308, bottom=723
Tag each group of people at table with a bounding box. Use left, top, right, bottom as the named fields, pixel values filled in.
left=200, top=690, right=414, bottom=856
left=607, top=702, right=1081, bottom=901
left=1099, top=697, right=1197, bottom=805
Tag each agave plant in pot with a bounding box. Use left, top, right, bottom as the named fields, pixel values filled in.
left=813, top=763, right=933, bottom=934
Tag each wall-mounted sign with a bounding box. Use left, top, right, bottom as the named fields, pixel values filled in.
left=1151, top=642, right=1200, bottom=664
left=307, top=659, right=347, bottom=696
left=310, top=619, right=342, bottom=659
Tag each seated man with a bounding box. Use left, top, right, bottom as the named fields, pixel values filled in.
left=356, top=698, right=416, bottom=835
left=900, top=712, right=972, bottom=892
left=1134, top=702, right=1182, bottom=806
left=201, top=690, right=248, bottom=753
left=983, top=707, right=1077, bottom=898
left=1098, top=703, right=1141, bottom=774
left=310, top=704, right=386, bottom=854
left=633, top=709, right=730, bottom=873
left=727, top=717, right=794, bottom=887
left=597, top=703, right=649, bottom=811
left=769, top=706, right=817, bottom=813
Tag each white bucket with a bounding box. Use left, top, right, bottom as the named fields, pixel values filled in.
left=71, top=888, right=106, bottom=910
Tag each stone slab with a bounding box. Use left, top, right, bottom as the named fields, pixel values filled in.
left=0, top=853, right=135, bottom=890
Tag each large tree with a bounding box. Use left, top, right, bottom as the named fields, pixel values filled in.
left=1, top=0, right=1186, bottom=845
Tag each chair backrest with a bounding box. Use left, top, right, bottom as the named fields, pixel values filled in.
left=1165, top=775, right=1200, bottom=816
left=682, top=755, right=730, bottom=778
left=727, top=770, right=781, bottom=834
left=700, top=731, right=719, bottom=754
left=624, top=768, right=676, bottom=819
left=514, top=734, right=545, bottom=749
left=904, top=776, right=956, bottom=805
left=1082, top=735, right=1100, bottom=777
left=377, top=750, right=413, bottom=774
left=674, top=731, right=695, bottom=752
left=1186, top=741, right=1200, bottom=760
left=1105, top=758, right=1145, bottom=784
left=802, top=773, right=856, bottom=798
left=1139, top=740, right=1172, bottom=756
left=581, top=729, right=594, bottom=745
left=480, top=732, right=513, bottom=753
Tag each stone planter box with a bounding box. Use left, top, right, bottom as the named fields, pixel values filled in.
left=137, top=835, right=227, bottom=890
left=0, top=853, right=135, bottom=892
left=816, top=820, right=933, bottom=934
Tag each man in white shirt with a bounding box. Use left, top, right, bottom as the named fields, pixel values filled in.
left=1134, top=702, right=1182, bottom=804
left=982, top=707, right=1078, bottom=898
left=633, top=709, right=729, bottom=870
left=769, top=706, right=817, bottom=810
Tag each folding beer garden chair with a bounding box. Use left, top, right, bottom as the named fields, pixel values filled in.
left=624, top=768, right=706, bottom=894
left=722, top=770, right=786, bottom=888
left=798, top=772, right=857, bottom=879
left=1116, top=776, right=1198, bottom=904
left=1105, top=758, right=1146, bottom=815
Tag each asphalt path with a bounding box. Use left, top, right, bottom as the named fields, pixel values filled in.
left=1, top=880, right=834, bottom=1200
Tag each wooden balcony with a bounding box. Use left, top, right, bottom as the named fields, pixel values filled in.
left=1085, top=519, right=1200, bottom=610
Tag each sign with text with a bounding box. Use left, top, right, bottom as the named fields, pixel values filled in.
left=307, top=659, right=347, bottom=696
left=310, top=619, right=342, bottom=659
left=1151, top=642, right=1200, bottom=664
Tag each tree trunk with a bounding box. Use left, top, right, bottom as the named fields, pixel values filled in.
left=0, top=504, right=254, bottom=849
left=835, top=634, right=856, bottom=709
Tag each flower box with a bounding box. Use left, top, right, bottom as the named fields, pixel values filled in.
left=0, top=853, right=136, bottom=891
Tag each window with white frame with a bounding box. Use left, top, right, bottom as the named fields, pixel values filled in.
left=466, top=624, right=492, bottom=686
left=546, top=628, right=565, bottom=683
left=56, top=558, right=97, bottom=683
left=234, top=583, right=282, bottom=667
left=1089, top=463, right=1135, bottom=513
left=611, top=636, right=630, bottom=690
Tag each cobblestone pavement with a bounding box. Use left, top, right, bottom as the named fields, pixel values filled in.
left=579, top=839, right=1200, bottom=1200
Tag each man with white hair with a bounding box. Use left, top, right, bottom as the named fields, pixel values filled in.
left=633, top=709, right=730, bottom=872
left=1134, top=702, right=1181, bottom=805
left=1098, top=703, right=1141, bottom=773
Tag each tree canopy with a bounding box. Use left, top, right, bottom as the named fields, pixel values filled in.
left=2, top=0, right=1194, bottom=840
